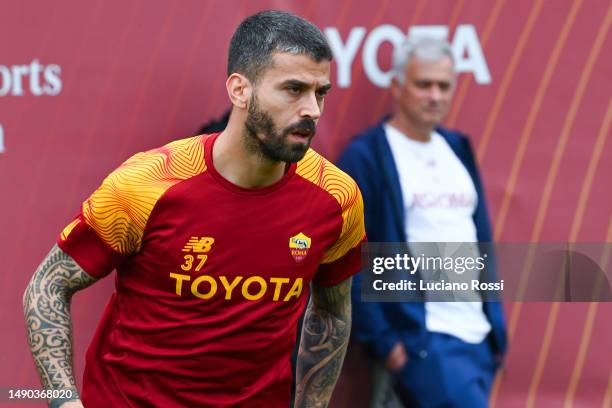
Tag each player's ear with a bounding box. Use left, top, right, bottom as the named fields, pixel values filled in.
left=226, top=73, right=252, bottom=110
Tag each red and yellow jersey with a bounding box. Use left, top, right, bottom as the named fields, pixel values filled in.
left=58, top=133, right=365, bottom=408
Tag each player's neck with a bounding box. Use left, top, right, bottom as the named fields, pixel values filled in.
left=388, top=114, right=433, bottom=142
left=213, top=126, right=287, bottom=189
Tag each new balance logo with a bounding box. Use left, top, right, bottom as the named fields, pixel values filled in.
left=182, top=236, right=215, bottom=253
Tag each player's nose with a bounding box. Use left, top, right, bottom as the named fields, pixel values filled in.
left=299, top=92, right=321, bottom=121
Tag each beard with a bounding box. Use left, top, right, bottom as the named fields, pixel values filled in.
left=244, top=94, right=316, bottom=163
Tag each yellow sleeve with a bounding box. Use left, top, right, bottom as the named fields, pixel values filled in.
left=79, top=136, right=207, bottom=254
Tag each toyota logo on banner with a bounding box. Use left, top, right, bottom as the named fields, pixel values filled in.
left=325, top=24, right=491, bottom=88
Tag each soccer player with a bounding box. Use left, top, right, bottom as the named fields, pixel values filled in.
left=23, top=10, right=365, bottom=408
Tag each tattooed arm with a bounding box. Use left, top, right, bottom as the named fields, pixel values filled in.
left=23, top=244, right=98, bottom=408
left=295, top=277, right=352, bottom=408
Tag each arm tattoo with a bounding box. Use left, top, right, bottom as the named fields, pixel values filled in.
left=23, top=244, right=97, bottom=399
left=295, top=277, right=352, bottom=408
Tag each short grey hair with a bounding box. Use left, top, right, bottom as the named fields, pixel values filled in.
left=392, top=36, right=455, bottom=83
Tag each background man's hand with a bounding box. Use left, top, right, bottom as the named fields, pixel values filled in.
left=385, top=342, right=408, bottom=372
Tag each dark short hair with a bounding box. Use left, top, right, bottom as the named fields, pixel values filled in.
left=227, top=10, right=332, bottom=83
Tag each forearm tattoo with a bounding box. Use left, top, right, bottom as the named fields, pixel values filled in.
left=295, top=278, right=352, bottom=408
left=23, top=244, right=97, bottom=396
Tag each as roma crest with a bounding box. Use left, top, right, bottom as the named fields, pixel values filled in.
left=289, top=233, right=312, bottom=263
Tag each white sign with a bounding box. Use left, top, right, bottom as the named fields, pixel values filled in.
left=0, top=59, right=62, bottom=96
left=0, top=123, right=5, bottom=153
left=325, top=24, right=491, bottom=88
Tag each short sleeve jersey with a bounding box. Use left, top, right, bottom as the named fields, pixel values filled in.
left=58, top=133, right=365, bottom=408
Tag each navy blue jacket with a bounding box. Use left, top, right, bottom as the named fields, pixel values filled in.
left=337, top=120, right=507, bottom=361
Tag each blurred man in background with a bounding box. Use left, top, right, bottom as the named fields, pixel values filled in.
left=338, top=36, right=507, bottom=407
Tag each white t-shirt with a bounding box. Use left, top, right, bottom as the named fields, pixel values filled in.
left=385, top=123, right=491, bottom=344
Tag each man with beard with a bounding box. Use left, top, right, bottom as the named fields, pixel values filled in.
left=23, top=10, right=365, bottom=408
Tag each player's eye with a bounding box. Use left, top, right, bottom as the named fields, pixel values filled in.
left=286, top=86, right=302, bottom=95
left=315, top=89, right=328, bottom=99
